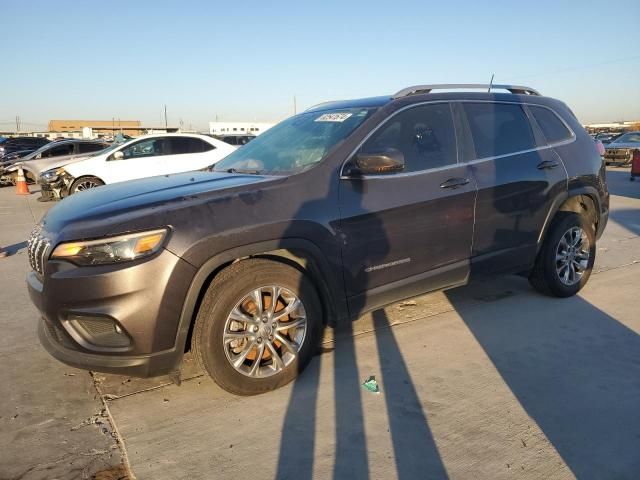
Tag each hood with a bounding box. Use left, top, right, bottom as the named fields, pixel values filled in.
left=10, top=153, right=92, bottom=176
left=605, top=142, right=640, bottom=149
left=42, top=170, right=276, bottom=240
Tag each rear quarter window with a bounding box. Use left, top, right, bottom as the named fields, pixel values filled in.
left=529, top=106, right=573, bottom=144
left=462, top=102, right=536, bottom=159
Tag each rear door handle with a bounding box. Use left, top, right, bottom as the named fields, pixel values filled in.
left=537, top=160, right=559, bottom=170
left=440, top=177, right=470, bottom=189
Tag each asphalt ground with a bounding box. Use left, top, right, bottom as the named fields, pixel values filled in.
left=1, top=166, right=638, bottom=479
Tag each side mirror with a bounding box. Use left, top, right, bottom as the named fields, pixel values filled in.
left=350, top=149, right=405, bottom=176
left=112, top=151, right=124, bottom=161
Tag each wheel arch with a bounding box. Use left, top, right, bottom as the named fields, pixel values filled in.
left=175, top=238, right=347, bottom=356
left=537, top=187, right=601, bottom=253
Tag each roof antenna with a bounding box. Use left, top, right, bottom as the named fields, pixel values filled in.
left=488, top=74, right=495, bottom=93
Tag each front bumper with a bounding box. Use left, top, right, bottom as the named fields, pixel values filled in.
left=28, top=248, right=197, bottom=377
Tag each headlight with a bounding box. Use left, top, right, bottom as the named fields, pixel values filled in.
left=41, top=167, right=66, bottom=183
left=51, top=229, right=168, bottom=266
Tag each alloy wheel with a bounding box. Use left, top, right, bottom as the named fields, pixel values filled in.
left=555, top=226, right=590, bottom=286
left=223, top=285, right=307, bottom=378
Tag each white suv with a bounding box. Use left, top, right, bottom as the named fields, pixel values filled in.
left=48, top=134, right=235, bottom=196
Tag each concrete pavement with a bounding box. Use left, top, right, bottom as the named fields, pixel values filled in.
left=1, top=167, right=639, bottom=479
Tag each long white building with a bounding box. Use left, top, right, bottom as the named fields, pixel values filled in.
left=208, top=122, right=274, bottom=136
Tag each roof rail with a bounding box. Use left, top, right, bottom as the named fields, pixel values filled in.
left=393, top=84, right=541, bottom=98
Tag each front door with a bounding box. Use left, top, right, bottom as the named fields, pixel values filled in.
left=101, top=137, right=170, bottom=184
left=338, top=102, right=476, bottom=315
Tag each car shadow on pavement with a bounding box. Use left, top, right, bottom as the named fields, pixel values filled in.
left=276, top=309, right=448, bottom=480
left=3, top=240, right=27, bottom=255
left=445, top=287, right=640, bottom=480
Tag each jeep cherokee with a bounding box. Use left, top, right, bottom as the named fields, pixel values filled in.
left=27, top=84, right=609, bottom=395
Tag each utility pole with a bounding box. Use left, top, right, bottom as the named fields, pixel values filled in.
left=164, top=105, right=168, bottom=129
left=293, top=95, right=297, bottom=115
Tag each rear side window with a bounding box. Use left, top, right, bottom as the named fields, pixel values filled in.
left=462, top=103, right=536, bottom=158
left=360, top=103, right=457, bottom=172
left=529, top=106, right=572, bottom=144
left=170, top=137, right=214, bottom=154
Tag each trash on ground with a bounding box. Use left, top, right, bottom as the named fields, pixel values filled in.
left=362, top=376, right=380, bottom=394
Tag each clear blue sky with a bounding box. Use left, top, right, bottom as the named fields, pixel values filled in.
left=1, top=0, right=639, bottom=131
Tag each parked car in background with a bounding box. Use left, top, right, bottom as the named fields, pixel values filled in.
left=595, top=132, right=624, bottom=145
left=28, top=84, right=608, bottom=395
left=603, top=131, right=640, bottom=166
left=0, top=136, right=50, bottom=159
left=41, top=133, right=234, bottom=197
left=216, top=134, right=256, bottom=146
left=0, top=139, right=110, bottom=184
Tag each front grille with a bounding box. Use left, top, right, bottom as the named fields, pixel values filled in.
left=604, top=148, right=633, bottom=162
left=27, top=225, right=51, bottom=275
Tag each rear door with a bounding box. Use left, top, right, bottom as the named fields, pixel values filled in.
left=163, top=137, right=216, bottom=174
left=459, top=101, right=568, bottom=273
left=339, top=102, right=476, bottom=313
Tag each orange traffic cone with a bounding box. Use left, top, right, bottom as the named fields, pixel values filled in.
left=15, top=166, right=30, bottom=195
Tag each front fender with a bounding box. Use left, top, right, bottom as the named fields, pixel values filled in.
left=170, top=237, right=348, bottom=360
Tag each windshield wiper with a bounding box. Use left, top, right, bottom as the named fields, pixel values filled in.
left=224, top=167, right=263, bottom=175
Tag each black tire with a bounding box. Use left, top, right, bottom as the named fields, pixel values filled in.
left=192, top=258, right=323, bottom=395
left=70, top=176, right=104, bottom=194
left=529, top=212, right=596, bottom=297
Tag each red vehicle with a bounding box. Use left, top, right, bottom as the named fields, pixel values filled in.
left=630, top=149, right=640, bottom=181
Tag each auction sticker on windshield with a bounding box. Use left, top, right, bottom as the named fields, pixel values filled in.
left=315, top=113, right=353, bottom=122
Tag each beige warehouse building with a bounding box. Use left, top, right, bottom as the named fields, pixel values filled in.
left=48, top=119, right=142, bottom=136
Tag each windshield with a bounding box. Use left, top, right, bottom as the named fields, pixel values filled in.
left=213, top=108, right=376, bottom=175
left=612, top=132, right=640, bottom=143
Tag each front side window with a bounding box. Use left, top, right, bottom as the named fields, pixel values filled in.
left=214, top=108, right=375, bottom=175
left=529, top=106, right=572, bottom=144
left=463, top=102, right=536, bottom=158
left=44, top=144, right=74, bottom=157
left=359, top=103, right=457, bottom=172
left=78, top=143, right=107, bottom=154
left=121, top=138, right=168, bottom=159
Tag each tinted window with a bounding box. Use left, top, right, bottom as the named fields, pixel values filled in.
left=121, top=138, right=169, bottom=159
left=44, top=144, right=74, bottom=157
left=170, top=137, right=212, bottom=154
left=360, top=103, right=457, bottom=172
left=78, top=143, right=107, bottom=154
left=529, top=106, right=572, bottom=144
left=463, top=103, right=536, bottom=158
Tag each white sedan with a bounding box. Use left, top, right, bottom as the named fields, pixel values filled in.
left=56, top=134, right=235, bottom=195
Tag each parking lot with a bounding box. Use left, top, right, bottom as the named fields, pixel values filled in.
left=1, top=167, right=639, bottom=480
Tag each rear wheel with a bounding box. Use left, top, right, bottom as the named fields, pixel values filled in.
left=529, top=212, right=596, bottom=297
left=192, top=259, right=322, bottom=395
left=70, top=176, right=104, bottom=194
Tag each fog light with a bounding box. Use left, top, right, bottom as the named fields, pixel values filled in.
left=62, top=314, right=131, bottom=351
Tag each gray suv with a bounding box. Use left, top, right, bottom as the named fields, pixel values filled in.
left=27, top=84, right=609, bottom=395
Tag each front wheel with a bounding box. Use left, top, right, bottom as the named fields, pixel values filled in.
left=70, top=176, right=104, bottom=194
left=192, top=259, right=322, bottom=395
left=529, top=212, right=596, bottom=297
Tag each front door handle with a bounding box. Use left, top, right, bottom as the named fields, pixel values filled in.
left=440, top=177, right=470, bottom=189
left=537, top=160, right=559, bottom=170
